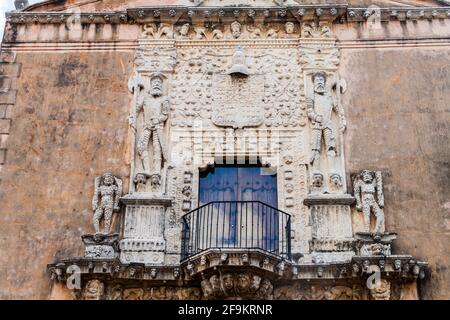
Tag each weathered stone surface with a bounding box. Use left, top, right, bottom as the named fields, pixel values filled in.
left=340, top=47, right=450, bottom=300
left=0, top=51, right=133, bottom=299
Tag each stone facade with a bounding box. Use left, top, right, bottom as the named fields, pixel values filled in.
left=0, top=0, right=449, bottom=300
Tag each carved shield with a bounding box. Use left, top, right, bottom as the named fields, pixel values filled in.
left=211, top=74, right=264, bottom=129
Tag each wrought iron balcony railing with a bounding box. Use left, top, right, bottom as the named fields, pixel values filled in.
left=181, top=201, right=291, bottom=261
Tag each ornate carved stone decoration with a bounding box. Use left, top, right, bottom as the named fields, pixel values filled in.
left=307, top=71, right=346, bottom=166
left=370, top=279, right=391, bottom=300
left=130, top=73, right=170, bottom=188
left=353, top=170, right=385, bottom=233
left=199, top=273, right=273, bottom=299
left=82, top=280, right=105, bottom=300
left=81, top=234, right=119, bottom=259
left=301, top=22, right=333, bottom=39
left=141, top=23, right=174, bottom=39
left=92, top=172, right=122, bottom=234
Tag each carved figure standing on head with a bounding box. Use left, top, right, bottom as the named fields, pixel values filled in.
left=92, top=172, right=122, bottom=234
left=307, top=71, right=346, bottom=165
left=353, top=170, right=384, bottom=233
left=129, top=73, right=169, bottom=186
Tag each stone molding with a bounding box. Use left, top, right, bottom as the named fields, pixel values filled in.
left=7, top=5, right=450, bottom=26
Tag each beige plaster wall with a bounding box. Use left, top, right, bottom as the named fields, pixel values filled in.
left=0, top=50, right=133, bottom=299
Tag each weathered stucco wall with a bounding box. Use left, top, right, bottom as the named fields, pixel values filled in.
left=340, top=46, right=450, bottom=300
left=0, top=50, right=133, bottom=299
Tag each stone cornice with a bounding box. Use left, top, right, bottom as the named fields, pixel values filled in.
left=6, top=5, right=450, bottom=25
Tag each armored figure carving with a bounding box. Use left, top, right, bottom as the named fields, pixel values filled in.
left=92, top=172, right=122, bottom=234
left=307, top=71, right=346, bottom=165
left=353, top=170, right=385, bottom=233
left=129, top=73, right=169, bottom=186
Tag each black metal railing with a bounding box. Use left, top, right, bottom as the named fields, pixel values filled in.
left=181, top=201, right=291, bottom=261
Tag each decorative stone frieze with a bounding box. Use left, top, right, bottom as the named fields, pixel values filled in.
left=82, top=234, right=120, bottom=259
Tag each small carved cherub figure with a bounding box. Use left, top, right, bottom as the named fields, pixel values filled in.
left=311, top=172, right=324, bottom=193
left=83, top=279, right=104, bottom=300
left=285, top=22, right=295, bottom=35
left=353, top=170, right=385, bottom=233
left=230, top=21, right=242, bottom=39
left=92, top=171, right=122, bottom=234
left=307, top=71, right=346, bottom=165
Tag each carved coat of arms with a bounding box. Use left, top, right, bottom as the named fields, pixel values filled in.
left=211, top=74, right=264, bottom=129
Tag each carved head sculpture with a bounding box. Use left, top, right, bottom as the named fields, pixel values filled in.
left=201, top=278, right=214, bottom=298
left=150, top=173, right=161, bottom=187
left=150, top=268, right=157, bottom=278
left=179, top=23, right=190, bottom=37
left=231, top=21, right=242, bottom=39
left=370, top=279, right=391, bottom=300
left=312, top=173, right=324, bottom=188
left=285, top=22, right=295, bottom=34
left=330, top=173, right=343, bottom=188
left=150, top=74, right=164, bottom=97
left=84, top=279, right=104, bottom=300
left=372, top=243, right=384, bottom=256
left=236, top=274, right=251, bottom=293
left=134, top=173, right=147, bottom=188
left=258, top=279, right=273, bottom=297
left=394, top=259, right=402, bottom=270
left=173, top=268, right=180, bottom=279
left=361, top=169, right=374, bottom=183
left=210, top=275, right=221, bottom=293
left=312, top=71, right=327, bottom=94
left=249, top=275, right=261, bottom=293
left=222, top=274, right=235, bottom=291
left=102, top=171, right=115, bottom=186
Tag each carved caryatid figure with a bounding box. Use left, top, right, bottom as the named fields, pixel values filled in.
left=353, top=170, right=385, bottom=233
left=307, top=71, right=346, bottom=165
left=92, top=172, right=122, bottom=234
left=130, top=73, right=169, bottom=186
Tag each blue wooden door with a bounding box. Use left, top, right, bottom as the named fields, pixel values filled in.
left=199, top=165, right=278, bottom=250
